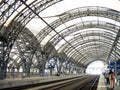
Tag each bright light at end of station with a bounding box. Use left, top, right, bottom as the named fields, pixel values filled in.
left=86, top=61, right=106, bottom=75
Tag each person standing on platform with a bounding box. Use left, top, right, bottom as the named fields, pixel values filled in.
left=109, top=68, right=115, bottom=89
left=105, top=70, right=110, bottom=85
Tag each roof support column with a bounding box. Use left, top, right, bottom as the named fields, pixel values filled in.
left=41, top=50, right=46, bottom=76
left=0, top=37, right=7, bottom=80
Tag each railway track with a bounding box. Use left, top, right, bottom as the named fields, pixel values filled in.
left=1, top=75, right=99, bottom=90
left=49, top=75, right=99, bottom=90
left=78, top=75, right=99, bottom=90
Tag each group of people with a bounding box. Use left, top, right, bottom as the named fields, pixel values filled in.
left=103, top=68, right=115, bottom=89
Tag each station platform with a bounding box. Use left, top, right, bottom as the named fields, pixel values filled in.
left=0, top=74, right=84, bottom=89
left=97, top=75, right=120, bottom=90
left=1, top=74, right=120, bottom=90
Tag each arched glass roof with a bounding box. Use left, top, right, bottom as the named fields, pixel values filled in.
left=1, top=0, right=120, bottom=68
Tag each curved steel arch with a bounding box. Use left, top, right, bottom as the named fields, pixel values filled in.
left=58, top=36, right=117, bottom=65
left=62, top=37, right=113, bottom=58
left=3, top=0, right=62, bottom=41
left=65, top=40, right=113, bottom=54
left=49, top=20, right=118, bottom=46
left=1, top=1, right=120, bottom=77
left=0, top=0, right=62, bottom=30
left=72, top=49, right=110, bottom=67
left=34, top=5, right=120, bottom=67
left=64, top=39, right=117, bottom=61
left=0, top=0, right=22, bottom=30
left=76, top=49, right=113, bottom=64
left=0, top=0, right=62, bottom=66
left=82, top=44, right=120, bottom=64
left=37, top=6, right=120, bottom=42
left=66, top=41, right=112, bottom=57
left=58, top=32, right=114, bottom=53
left=67, top=43, right=112, bottom=61
left=63, top=39, right=113, bottom=54
left=0, top=4, right=120, bottom=60
left=8, top=27, right=41, bottom=68
left=68, top=49, right=111, bottom=64
left=58, top=38, right=115, bottom=64
left=67, top=47, right=115, bottom=63
left=1, top=2, right=120, bottom=45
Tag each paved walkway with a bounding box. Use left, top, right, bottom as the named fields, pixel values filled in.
left=97, top=75, right=120, bottom=90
